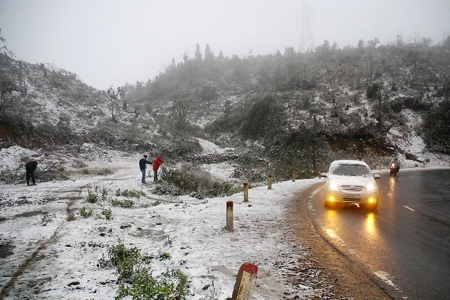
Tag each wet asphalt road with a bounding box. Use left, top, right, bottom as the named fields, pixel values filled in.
left=308, top=169, right=450, bottom=300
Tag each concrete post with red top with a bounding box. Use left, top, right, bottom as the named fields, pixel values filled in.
left=243, top=182, right=249, bottom=202
left=291, top=171, right=296, bottom=182
left=226, top=201, right=233, bottom=231
left=268, top=174, right=273, bottom=189
left=231, top=262, right=258, bottom=300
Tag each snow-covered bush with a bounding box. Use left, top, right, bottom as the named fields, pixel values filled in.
left=158, top=164, right=240, bottom=198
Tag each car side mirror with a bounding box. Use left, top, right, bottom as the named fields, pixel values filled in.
left=320, top=172, right=327, bottom=178
left=373, top=174, right=380, bottom=179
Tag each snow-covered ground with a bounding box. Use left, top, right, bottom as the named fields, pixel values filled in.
left=0, top=141, right=326, bottom=299
left=0, top=138, right=449, bottom=299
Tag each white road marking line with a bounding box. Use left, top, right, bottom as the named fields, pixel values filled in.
left=324, top=228, right=347, bottom=248
left=404, top=206, right=415, bottom=211
left=375, top=271, right=399, bottom=289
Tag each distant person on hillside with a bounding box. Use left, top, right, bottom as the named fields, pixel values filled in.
left=139, top=155, right=152, bottom=184
left=25, top=160, right=38, bottom=186
left=153, top=155, right=164, bottom=182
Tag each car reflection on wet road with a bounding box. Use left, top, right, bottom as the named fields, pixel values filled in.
left=309, top=169, right=450, bottom=300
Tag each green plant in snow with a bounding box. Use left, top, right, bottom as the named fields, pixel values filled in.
left=117, top=268, right=188, bottom=300
left=86, top=189, right=98, bottom=203
left=80, top=207, right=93, bottom=218
left=107, top=241, right=188, bottom=299
left=111, top=199, right=134, bottom=208
left=115, top=188, right=144, bottom=198
left=108, top=241, right=141, bottom=281
left=101, top=186, right=109, bottom=201
left=101, top=208, right=112, bottom=220
left=157, top=252, right=171, bottom=260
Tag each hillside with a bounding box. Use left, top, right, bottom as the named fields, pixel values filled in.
left=1, top=38, right=450, bottom=183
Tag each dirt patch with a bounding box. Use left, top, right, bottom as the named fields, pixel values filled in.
left=66, top=197, right=79, bottom=221
left=12, top=210, right=45, bottom=219
left=288, top=183, right=392, bottom=300
left=0, top=241, right=15, bottom=259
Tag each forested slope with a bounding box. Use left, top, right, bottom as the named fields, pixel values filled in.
left=1, top=38, right=449, bottom=178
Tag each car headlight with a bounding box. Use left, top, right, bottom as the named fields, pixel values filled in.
left=367, top=183, right=375, bottom=191
left=328, top=182, right=339, bottom=191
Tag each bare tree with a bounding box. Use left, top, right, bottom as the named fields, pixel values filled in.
left=368, top=38, right=380, bottom=83
left=170, top=96, right=191, bottom=140
left=106, top=86, right=125, bottom=122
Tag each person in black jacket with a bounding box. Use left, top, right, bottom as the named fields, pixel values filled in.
left=139, top=155, right=152, bottom=183
left=25, top=160, right=38, bottom=186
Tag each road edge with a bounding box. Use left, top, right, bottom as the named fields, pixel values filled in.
left=287, top=182, right=393, bottom=300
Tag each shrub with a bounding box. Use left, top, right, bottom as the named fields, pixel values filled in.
left=366, top=83, right=382, bottom=99
left=101, top=208, right=112, bottom=220
left=101, top=187, right=108, bottom=201
left=108, top=242, right=141, bottom=281
left=423, top=100, right=450, bottom=154
left=116, top=189, right=144, bottom=198
left=79, top=207, right=93, bottom=218
left=111, top=199, right=134, bottom=208
left=157, top=252, right=171, bottom=260
left=160, top=164, right=240, bottom=198
left=107, top=242, right=189, bottom=299
left=208, top=182, right=240, bottom=197
left=86, top=189, right=98, bottom=203
left=117, top=268, right=188, bottom=300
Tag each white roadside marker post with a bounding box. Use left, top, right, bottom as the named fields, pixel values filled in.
left=291, top=170, right=296, bottom=182
left=231, top=262, right=258, bottom=300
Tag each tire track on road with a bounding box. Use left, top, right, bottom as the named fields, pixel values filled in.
left=0, top=187, right=84, bottom=299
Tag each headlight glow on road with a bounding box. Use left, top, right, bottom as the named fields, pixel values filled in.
left=365, top=213, right=376, bottom=236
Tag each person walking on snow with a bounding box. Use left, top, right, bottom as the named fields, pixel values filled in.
left=25, top=160, right=38, bottom=186
left=153, top=155, right=164, bottom=181
left=139, top=155, right=152, bottom=183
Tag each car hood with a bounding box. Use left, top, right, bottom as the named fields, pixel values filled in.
left=328, top=174, right=376, bottom=187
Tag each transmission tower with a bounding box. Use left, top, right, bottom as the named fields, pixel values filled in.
left=298, top=0, right=315, bottom=53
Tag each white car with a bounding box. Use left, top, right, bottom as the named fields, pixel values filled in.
left=321, top=160, right=380, bottom=210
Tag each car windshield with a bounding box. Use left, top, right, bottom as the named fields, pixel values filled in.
left=331, top=164, right=371, bottom=176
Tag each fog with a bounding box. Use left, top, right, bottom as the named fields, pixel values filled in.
left=1, top=0, right=449, bottom=90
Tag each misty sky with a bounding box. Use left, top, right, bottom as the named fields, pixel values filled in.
left=1, top=0, right=449, bottom=90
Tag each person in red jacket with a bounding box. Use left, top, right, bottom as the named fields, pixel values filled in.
left=153, top=155, right=164, bottom=181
